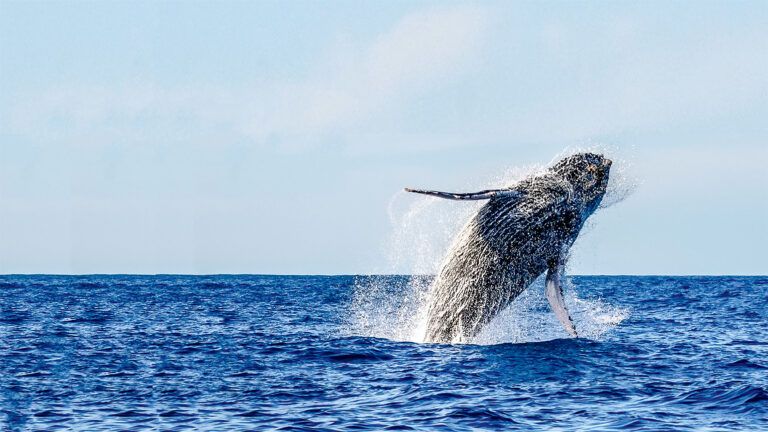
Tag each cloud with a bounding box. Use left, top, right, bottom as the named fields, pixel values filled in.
left=484, top=14, right=768, bottom=144
left=4, top=5, right=490, bottom=151
left=6, top=4, right=766, bottom=153
left=241, top=5, right=490, bottom=147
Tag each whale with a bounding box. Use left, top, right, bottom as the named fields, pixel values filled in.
left=405, top=153, right=612, bottom=343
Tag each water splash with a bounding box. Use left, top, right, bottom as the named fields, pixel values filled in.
left=346, top=148, right=634, bottom=345
left=347, top=274, right=629, bottom=345
left=473, top=277, right=630, bottom=345
left=346, top=275, right=432, bottom=343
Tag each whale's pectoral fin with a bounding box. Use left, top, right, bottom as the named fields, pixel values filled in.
left=546, top=263, right=578, bottom=337
left=404, top=187, right=520, bottom=201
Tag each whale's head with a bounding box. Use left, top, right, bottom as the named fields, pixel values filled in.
left=550, top=152, right=612, bottom=215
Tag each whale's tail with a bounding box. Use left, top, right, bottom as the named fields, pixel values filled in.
left=404, top=188, right=520, bottom=201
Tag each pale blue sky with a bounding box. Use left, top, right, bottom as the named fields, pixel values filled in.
left=1, top=1, right=766, bottom=275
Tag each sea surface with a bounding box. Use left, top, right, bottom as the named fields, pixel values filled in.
left=1, top=275, right=767, bottom=431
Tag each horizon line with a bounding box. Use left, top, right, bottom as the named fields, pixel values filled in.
left=0, top=273, right=765, bottom=278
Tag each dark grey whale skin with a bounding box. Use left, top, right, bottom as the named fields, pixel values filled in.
left=421, top=153, right=612, bottom=344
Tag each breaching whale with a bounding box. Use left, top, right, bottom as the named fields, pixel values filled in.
left=405, top=153, right=612, bottom=343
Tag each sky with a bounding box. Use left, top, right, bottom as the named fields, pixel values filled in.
left=0, top=1, right=766, bottom=275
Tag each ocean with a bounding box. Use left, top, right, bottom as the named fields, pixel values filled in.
left=1, top=275, right=766, bottom=431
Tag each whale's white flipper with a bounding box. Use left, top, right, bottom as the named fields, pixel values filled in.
left=546, top=264, right=578, bottom=337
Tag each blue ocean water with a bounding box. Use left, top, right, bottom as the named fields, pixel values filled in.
left=1, top=275, right=766, bottom=431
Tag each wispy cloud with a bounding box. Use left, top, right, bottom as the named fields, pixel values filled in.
left=6, top=4, right=766, bottom=152
left=5, top=5, right=490, bottom=150
left=486, top=15, right=768, bottom=143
